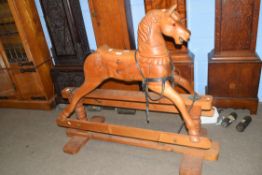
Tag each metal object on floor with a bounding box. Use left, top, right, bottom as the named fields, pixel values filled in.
left=236, top=116, right=252, bottom=132
left=221, top=112, right=238, bottom=128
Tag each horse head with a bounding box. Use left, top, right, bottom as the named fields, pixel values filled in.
left=159, top=5, right=191, bottom=45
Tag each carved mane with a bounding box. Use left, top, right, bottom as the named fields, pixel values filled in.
left=137, top=10, right=163, bottom=43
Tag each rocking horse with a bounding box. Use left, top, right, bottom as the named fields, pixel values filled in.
left=57, top=5, right=219, bottom=175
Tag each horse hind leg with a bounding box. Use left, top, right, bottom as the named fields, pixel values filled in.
left=148, top=82, right=200, bottom=142
left=59, top=80, right=103, bottom=120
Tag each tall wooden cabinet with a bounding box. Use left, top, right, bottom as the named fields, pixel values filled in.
left=0, top=0, right=54, bottom=109
left=144, top=0, right=194, bottom=93
left=207, top=0, right=261, bottom=114
left=40, top=0, right=92, bottom=103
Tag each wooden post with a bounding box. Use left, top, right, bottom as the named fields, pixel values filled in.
left=75, top=101, right=87, bottom=120
left=189, top=105, right=202, bottom=134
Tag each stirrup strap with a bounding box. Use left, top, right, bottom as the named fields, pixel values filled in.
left=134, top=51, right=175, bottom=123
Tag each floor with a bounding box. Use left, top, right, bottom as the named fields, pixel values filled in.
left=0, top=104, right=261, bottom=175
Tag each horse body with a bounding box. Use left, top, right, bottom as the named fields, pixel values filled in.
left=60, top=5, right=200, bottom=142
left=83, top=46, right=140, bottom=82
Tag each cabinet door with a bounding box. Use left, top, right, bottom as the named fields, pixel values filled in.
left=0, top=1, right=46, bottom=100
left=0, top=40, right=46, bottom=100
left=89, top=0, right=135, bottom=49
left=0, top=56, right=16, bottom=98
left=40, top=0, right=90, bottom=65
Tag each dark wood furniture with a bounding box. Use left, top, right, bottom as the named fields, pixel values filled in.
left=0, top=0, right=54, bottom=109
left=144, top=0, right=194, bottom=93
left=40, top=0, right=91, bottom=103
left=88, top=0, right=138, bottom=91
left=207, top=0, right=261, bottom=114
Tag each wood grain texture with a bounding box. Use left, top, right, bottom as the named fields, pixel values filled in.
left=65, top=128, right=219, bottom=161
left=40, top=0, right=91, bottom=103
left=171, top=52, right=194, bottom=92
left=61, top=87, right=214, bottom=117
left=57, top=118, right=212, bottom=149
left=207, top=52, right=261, bottom=114
left=208, top=0, right=261, bottom=114
left=40, top=0, right=90, bottom=65
left=214, top=0, right=260, bottom=56
left=0, top=96, right=55, bottom=110
left=144, top=0, right=188, bottom=53
left=179, top=128, right=208, bottom=175
left=144, top=0, right=194, bottom=93
left=62, top=88, right=213, bottom=111
left=89, top=0, right=135, bottom=49
left=0, top=0, right=55, bottom=109
left=63, top=136, right=90, bottom=155
left=88, top=0, right=138, bottom=91
left=0, top=46, right=16, bottom=97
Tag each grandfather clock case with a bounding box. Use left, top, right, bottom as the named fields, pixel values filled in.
left=144, top=0, right=194, bottom=93
left=207, top=0, right=261, bottom=114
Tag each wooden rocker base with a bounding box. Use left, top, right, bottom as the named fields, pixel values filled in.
left=61, top=116, right=219, bottom=160
left=179, top=128, right=209, bottom=175
left=62, top=116, right=219, bottom=175
left=64, top=128, right=219, bottom=161
left=64, top=117, right=220, bottom=175
left=59, top=88, right=220, bottom=175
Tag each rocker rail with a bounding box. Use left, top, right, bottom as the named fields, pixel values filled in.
left=61, top=87, right=214, bottom=116
left=65, top=128, right=219, bottom=161
left=56, top=118, right=212, bottom=149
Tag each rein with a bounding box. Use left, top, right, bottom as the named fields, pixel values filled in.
left=134, top=51, right=175, bottom=123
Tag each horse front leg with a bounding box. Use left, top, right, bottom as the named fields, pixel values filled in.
left=148, top=82, right=200, bottom=142
left=173, top=74, right=195, bottom=95
left=59, top=80, right=103, bottom=120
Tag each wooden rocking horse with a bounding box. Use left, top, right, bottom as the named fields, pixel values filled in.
left=57, top=4, right=219, bottom=175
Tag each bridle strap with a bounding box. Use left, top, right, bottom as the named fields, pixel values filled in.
left=134, top=51, right=175, bottom=123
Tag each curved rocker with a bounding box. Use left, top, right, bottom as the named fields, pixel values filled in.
left=59, top=5, right=200, bottom=142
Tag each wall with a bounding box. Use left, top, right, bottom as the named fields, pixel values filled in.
left=187, top=0, right=215, bottom=95
left=256, top=0, right=262, bottom=101
left=34, top=0, right=262, bottom=100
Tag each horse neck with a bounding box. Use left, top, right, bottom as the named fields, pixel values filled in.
left=138, top=24, right=169, bottom=58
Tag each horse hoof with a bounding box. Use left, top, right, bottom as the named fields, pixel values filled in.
left=59, top=111, right=70, bottom=120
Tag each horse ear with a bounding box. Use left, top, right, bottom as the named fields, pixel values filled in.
left=167, top=4, right=177, bottom=15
